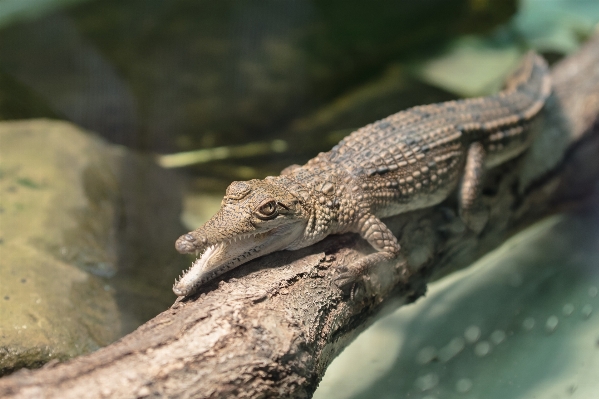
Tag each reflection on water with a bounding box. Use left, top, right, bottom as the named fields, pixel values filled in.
left=315, top=206, right=599, bottom=399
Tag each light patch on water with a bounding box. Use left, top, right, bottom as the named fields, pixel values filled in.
left=562, top=303, right=574, bottom=316
left=490, top=330, right=506, bottom=345
left=415, top=372, right=439, bottom=391
left=581, top=304, right=593, bottom=319
left=456, top=378, right=473, bottom=393
left=545, top=315, right=559, bottom=333
left=474, top=341, right=491, bottom=357
left=439, top=337, right=466, bottom=362
left=464, top=325, right=481, bottom=343
left=416, top=346, right=437, bottom=365
left=522, top=317, right=536, bottom=331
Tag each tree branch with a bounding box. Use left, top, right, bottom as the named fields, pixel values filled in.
left=2, top=34, right=599, bottom=399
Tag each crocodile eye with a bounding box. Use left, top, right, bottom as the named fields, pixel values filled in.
left=256, top=200, right=278, bottom=220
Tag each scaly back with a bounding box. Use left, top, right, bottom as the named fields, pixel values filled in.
left=318, top=52, right=551, bottom=177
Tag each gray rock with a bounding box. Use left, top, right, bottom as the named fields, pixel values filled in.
left=0, top=120, right=187, bottom=375
left=0, top=120, right=121, bottom=375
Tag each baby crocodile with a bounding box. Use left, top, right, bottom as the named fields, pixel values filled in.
left=173, top=52, right=551, bottom=297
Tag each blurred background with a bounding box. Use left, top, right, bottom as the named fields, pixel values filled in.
left=0, top=0, right=598, bottom=396
left=1, top=0, right=598, bottom=218
left=3, top=0, right=598, bottom=172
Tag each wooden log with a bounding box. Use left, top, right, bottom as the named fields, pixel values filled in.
left=1, top=33, right=599, bottom=399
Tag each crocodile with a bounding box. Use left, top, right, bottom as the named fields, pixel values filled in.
left=173, top=52, right=551, bottom=297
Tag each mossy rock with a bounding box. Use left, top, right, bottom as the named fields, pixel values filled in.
left=0, top=119, right=187, bottom=375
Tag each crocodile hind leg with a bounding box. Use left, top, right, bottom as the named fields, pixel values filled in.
left=459, top=142, right=489, bottom=233
left=334, top=214, right=401, bottom=292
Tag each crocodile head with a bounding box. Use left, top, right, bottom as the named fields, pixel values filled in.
left=173, top=178, right=308, bottom=296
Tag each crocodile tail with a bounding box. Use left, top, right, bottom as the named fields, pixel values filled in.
left=502, top=51, right=552, bottom=111
left=466, top=51, right=551, bottom=135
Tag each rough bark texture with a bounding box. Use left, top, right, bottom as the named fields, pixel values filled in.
left=1, top=34, right=599, bottom=399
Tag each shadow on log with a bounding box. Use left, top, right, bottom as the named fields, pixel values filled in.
left=2, top=33, right=599, bottom=399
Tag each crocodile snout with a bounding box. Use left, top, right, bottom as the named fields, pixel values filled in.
left=175, top=233, right=199, bottom=253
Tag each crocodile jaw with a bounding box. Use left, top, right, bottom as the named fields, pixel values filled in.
left=173, top=224, right=300, bottom=296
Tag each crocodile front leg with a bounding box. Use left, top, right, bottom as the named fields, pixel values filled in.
left=334, top=214, right=401, bottom=291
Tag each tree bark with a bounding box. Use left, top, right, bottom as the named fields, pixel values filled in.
left=2, top=34, right=599, bottom=399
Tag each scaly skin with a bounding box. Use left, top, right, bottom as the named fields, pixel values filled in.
left=173, top=52, right=551, bottom=297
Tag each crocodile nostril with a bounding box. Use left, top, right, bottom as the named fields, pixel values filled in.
left=175, top=241, right=194, bottom=254
left=184, top=234, right=195, bottom=242
left=175, top=236, right=196, bottom=253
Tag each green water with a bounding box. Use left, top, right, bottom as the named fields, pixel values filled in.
left=315, top=207, right=599, bottom=399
